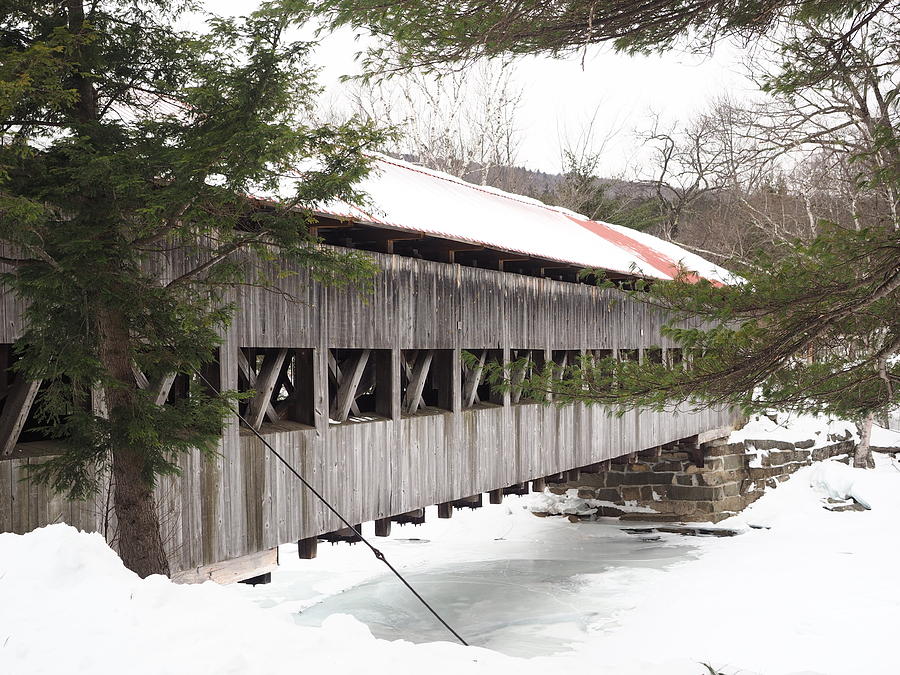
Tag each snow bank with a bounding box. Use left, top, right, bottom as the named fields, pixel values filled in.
left=808, top=457, right=899, bottom=510
left=527, top=488, right=655, bottom=516
left=730, top=411, right=856, bottom=448
left=872, top=423, right=900, bottom=449
left=0, top=525, right=513, bottom=675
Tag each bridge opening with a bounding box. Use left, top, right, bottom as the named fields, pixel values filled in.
left=327, top=348, right=392, bottom=424
left=645, top=347, right=664, bottom=365
left=460, top=349, right=503, bottom=409
left=509, top=349, right=547, bottom=404
left=400, top=349, right=453, bottom=415
left=235, top=347, right=317, bottom=429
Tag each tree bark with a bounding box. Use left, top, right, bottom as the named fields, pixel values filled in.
left=98, top=306, right=170, bottom=577
left=854, top=413, right=875, bottom=469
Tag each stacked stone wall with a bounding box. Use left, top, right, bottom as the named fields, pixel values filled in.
left=547, top=435, right=856, bottom=523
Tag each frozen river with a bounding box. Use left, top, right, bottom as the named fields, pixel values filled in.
left=243, top=501, right=700, bottom=657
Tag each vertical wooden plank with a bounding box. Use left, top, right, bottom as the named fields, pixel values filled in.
left=0, top=378, right=41, bottom=455
left=0, top=457, right=12, bottom=531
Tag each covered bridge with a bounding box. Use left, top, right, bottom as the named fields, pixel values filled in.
left=0, top=156, right=737, bottom=582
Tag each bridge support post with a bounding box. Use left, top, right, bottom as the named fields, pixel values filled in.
left=532, top=478, right=546, bottom=493
left=375, top=518, right=392, bottom=537
left=488, top=489, right=503, bottom=505
left=437, top=502, right=453, bottom=518
left=298, top=537, right=317, bottom=559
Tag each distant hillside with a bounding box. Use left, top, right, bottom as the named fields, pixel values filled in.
left=389, top=153, right=655, bottom=209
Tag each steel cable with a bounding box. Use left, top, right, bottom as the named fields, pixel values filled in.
left=191, top=367, right=469, bottom=646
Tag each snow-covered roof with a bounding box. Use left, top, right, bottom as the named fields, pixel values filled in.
left=317, top=155, right=734, bottom=284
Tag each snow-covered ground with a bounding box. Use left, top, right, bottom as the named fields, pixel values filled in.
left=2, top=450, right=900, bottom=674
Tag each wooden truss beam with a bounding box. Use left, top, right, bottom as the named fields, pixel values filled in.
left=331, top=349, right=371, bottom=423
left=246, top=349, right=288, bottom=429
left=452, top=494, right=483, bottom=509
left=328, top=351, right=360, bottom=418
left=509, top=360, right=527, bottom=404
left=394, top=239, right=484, bottom=264
left=461, top=349, right=487, bottom=408
left=237, top=350, right=281, bottom=427
left=132, top=363, right=177, bottom=406
left=391, top=508, right=426, bottom=525
left=503, top=482, right=530, bottom=495
left=402, top=349, right=433, bottom=415
left=0, top=376, right=41, bottom=455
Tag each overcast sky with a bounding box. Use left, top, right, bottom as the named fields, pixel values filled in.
left=203, top=2, right=755, bottom=176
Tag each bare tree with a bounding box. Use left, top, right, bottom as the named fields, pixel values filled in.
left=346, top=59, right=524, bottom=188
left=630, top=11, right=899, bottom=465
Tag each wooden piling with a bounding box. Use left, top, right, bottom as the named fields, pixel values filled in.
left=375, top=518, right=392, bottom=537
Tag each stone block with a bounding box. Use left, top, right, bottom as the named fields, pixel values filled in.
left=638, top=446, right=662, bottom=461
left=667, top=484, right=726, bottom=501
left=576, top=488, right=596, bottom=500
left=655, top=460, right=688, bottom=472
left=650, top=485, right=669, bottom=499
left=693, top=494, right=744, bottom=513
left=627, top=462, right=652, bottom=472
left=548, top=486, right=568, bottom=495
left=748, top=466, right=786, bottom=480
left=674, top=474, right=697, bottom=486
left=566, top=472, right=606, bottom=488
left=593, top=487, right=624, bottom=502
left=746, top=438, right=795, bottom=451
left=743, top=491, right=764, bottom=506
left=620, top=486, right=643, bottom=501
left=602, top=472, right=628, bottom=487
left=722, top=481, right=742, bottom=497
left=703, top=457, right=725, bottom=471
left=763, top=449, right=793, bottom=466
left=619, top=471, right=676, bottom=485
left=722, top=454, right=749, bottom=471
left=639, top=486, right=657, bottom=500
left=659, top=451, right=690, bottom=461
left=697, top=470, right=738, bottom=487
left=619, top=512, right=684, bottom=522
left=703, top=441, right=743, bottom=457
left=672, top=500, right=700, bottom=516
left=795, top=439, right=815, bottom=449
left=811, top=441, right=852, bottom=462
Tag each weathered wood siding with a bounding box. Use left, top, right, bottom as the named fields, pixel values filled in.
left=0, top=247, right=736, bottom=574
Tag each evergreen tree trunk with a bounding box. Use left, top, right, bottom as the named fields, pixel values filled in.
left=854, top=413, right=875, bottom=469
left=98, top=307, right=170, bottom=577
left=111, top=447, right=170, bottom=577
